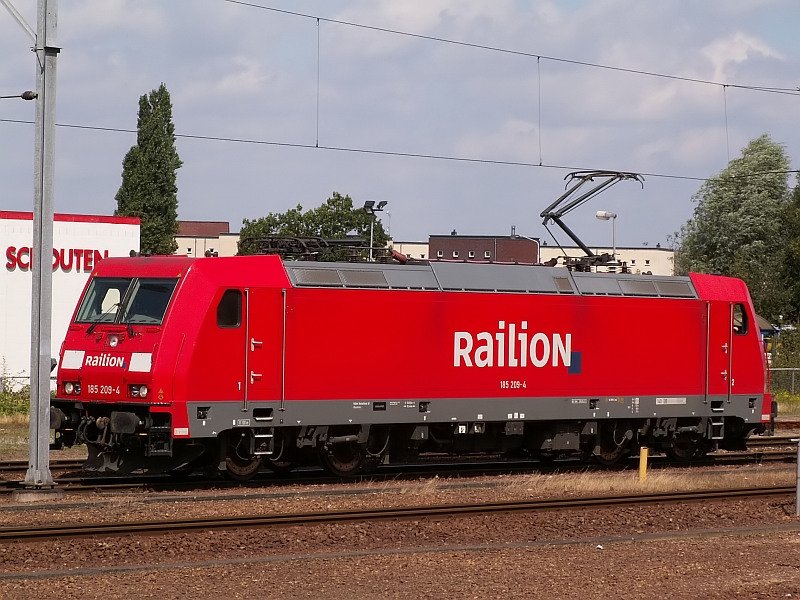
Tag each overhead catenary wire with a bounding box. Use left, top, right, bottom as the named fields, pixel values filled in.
left=1, top=117, right=797, bottom=183
left=221, top=0, right=800, bottom=97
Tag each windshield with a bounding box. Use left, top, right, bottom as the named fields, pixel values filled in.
left=76, top=277, right=178, bottom=326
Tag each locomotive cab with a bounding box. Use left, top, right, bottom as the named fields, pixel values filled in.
left=51, top=258, right=204, bottom=474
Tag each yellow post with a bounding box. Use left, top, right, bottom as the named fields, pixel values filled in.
left=639, top=446, right=649, bottom=482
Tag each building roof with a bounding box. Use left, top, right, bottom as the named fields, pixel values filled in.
left=429, top=234, right=539, bottom=240
left=177, top=220, right=230, bottom=237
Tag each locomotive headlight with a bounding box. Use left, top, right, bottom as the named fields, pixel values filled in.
left=64, top=382, right=74, bottom=395
left=107, top=334, right=119, bottom=348
left=129, top=384, right=148, bottom=398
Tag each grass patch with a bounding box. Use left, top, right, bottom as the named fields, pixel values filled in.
left=774, top=390, right=800, bottom=417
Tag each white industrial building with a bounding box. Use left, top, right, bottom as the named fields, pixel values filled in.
left=0, top=211, right=140, bottom=385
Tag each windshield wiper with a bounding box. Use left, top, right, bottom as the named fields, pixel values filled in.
left=86, top=303, right=120, bottom=335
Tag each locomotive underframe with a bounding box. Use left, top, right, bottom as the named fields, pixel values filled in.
left=50, top=392, right=768, bottom=475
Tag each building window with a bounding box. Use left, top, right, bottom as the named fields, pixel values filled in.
left=484, top=251, right=491, bottom=259
left=468, top=251, right=475, bottom=258
left=421, top=254, right=425, bottom=259
left=630, top=259, right=636, bottom=266
left=645, top=259, right=650, bottom=266
left=437, top=250, right=443, bottom=258
left=453, top=251, right=459, bottom=258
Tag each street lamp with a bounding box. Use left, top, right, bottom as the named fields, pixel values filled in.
left=595, top=210, right=617, bottom=261
left=363, top=200, right=388, bottom=261
left=0, top=90, right=37, bottom=100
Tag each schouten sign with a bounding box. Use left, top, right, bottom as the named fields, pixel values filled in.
left=5, top=246, right=111, bottom=272
left=454, top=321, right=572, bottom=368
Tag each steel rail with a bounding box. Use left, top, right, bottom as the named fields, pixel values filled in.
left=0, top=440, right=789, bottom=473
left=0, top=449, right=796, bottom=496
left=0, top=485, right=793, bottom=542
left=744, top=436, right=799, bottom=447
left=0, top=458, right=85, bottom=473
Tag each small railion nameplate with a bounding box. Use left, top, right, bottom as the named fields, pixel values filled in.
left=655, top=397, right=687, bottom=405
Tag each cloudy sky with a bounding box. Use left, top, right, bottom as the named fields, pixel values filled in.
left=1, top=0, right=798, bottom=247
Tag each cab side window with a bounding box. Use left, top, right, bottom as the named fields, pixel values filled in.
left=217, top=290, right=242, bottom=328
left=733, top=303, right=748, bottom=335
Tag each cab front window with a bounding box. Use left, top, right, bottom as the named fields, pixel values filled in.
left=75, top=277, right=130, bottom=323
left=76, top=277, right=178, bottom=326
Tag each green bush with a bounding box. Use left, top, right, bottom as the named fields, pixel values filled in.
left=774, top=390, right=800, bottom=417
left=0, top=375, right=29, bottom=416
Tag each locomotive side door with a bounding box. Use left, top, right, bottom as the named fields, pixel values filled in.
left=243, top=287, right=285, bottom=409
left=705, top=301, right=734, bottom=403
left=210, top=288, right=246, bottom=404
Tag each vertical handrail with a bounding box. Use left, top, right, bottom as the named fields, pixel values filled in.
left=280, top=289, right=287, bottom=412
left=243, top=288, right=250, bottom=413
left=704, top=302, right=710, bottom=404
left=728, top=302, right=734, bottom=403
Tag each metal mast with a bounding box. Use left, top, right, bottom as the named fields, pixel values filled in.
left=2, top=0, right=62, bottom=498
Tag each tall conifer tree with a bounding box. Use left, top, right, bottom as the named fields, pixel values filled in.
left=115, top=83, right=182, bottom=254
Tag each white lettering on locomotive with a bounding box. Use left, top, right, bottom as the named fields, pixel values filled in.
left=454, top=321, right=571, bottom=368
left=84, top=353, right=125, bottom=368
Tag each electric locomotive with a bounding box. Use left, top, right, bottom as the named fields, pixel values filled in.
left=49, top=254, right=772, bottom=477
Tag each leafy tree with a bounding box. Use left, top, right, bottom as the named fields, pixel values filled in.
left=238, top=192, right=389, bottom=260
left=115, top=83, right=182, bottom=255
left=675, top=134, right=791, bottom=320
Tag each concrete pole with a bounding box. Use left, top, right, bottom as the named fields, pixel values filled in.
left=611, top=215, right=616, bottom=262
left=369, top=217, right=374, bottom=262
left=20, top=0, right=60, bottom=495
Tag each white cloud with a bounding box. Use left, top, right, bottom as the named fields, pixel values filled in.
left=60, top=0, right=166, bottom=39
left=454, top=118, right=540, bottom=162
left=180, top=56, right=272, bottom=101
left=702, top=32, right=783, bottom=82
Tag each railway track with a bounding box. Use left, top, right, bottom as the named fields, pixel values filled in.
left=0, top=434, right=794, bottom=477
left=0, top=448, right=796, bottom=497
left=0, top=436, right=794, bottom=475
left=0, top=458, right=85, bottom=473
left=744, top=435, right=799, bottom=448
left=0, top=485, right=792, bottom=542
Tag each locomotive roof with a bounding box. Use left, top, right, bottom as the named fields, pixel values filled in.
left=283, top=260, right=698, bottom=299
left=90, top=256, right=698, bottom=299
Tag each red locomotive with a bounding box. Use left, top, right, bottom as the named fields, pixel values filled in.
left=49, top=253, right=773, bottom=477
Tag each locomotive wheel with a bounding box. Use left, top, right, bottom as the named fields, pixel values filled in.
left=265, top=435, right=298, bottom=473
left=592, top=422, right=633, bottom=467
left=319, top=441, right=367, bottom=477
left=592, top=445, right=630, bottom=467
left=666, top=437, right=708, bottom=462
left=225, top=454, right=264, bottom=480
left=266, top=457, right=297, bottom=473
left=224, top=432, right=264, bottom=480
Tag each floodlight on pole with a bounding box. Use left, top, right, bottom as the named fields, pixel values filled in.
left=363, top=200, right=388, bottom=261
left=595, top=210, right=617, bottom=261
left=0, top=90, right=37, bottom=100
